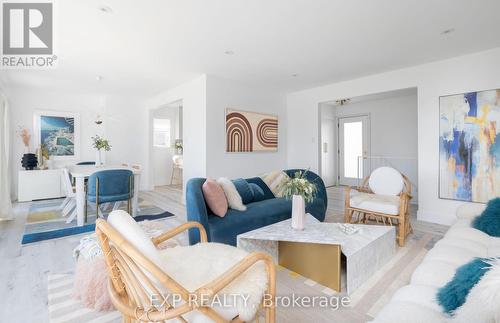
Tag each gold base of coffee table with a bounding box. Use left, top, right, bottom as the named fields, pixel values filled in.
left=278, top=241, right=341, bottom=292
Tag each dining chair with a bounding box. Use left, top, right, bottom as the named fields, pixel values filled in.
left=85, top=169, right=134, bottom=222
left=170, top=155, right=183, bottom=185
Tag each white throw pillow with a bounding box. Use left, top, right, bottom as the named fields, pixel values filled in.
left=217, top=177, right=247, bottom=211
left=451, top=258, right=500, bottom=322
left=260, top=170, right=289, bottom=196
left=368, top=166, right=404, bottom=196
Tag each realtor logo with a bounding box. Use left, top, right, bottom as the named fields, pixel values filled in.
left=1, top=1, right=56, bottom=68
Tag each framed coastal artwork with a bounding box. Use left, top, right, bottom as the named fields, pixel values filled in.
left=439, top=89, right=500, bottom=203
left=225, top=108, right=278, bottom=152
left=33, top=110, right=80, bottom=160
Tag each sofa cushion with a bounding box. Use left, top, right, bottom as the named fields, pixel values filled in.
left=246, top=177, right=275, bottom=201
left=217, top=177, right=246, bottom=211
left=371, top=301, right=446, bottom=323
left=202, top=178, right=228, bottom=217
left=472, top=198, right=500, bottom=237
left=249, top=183, right=266, bottom=202
left=437, top=257, right=493, bottom=314
left=260, top=170, right=289, bottom=196
left=350, top=192, right=400, bottom=215
left=368, top=166, right=404, bottom=196
left=390, top=285, right=442, bottom=313
left=411, top=260, right=459, bottom=288
left=232, top=178, right=254, bottom=204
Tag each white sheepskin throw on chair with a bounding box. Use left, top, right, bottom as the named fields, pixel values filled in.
left=159, top=242, right=268, bottom=321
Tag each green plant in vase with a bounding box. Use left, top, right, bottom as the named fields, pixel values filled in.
left=91, top=135, right=111, bottom=166
left=279, top=170, right=317, bottom=230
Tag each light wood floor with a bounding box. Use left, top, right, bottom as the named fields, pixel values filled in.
left=0, top=185, right=447, bottom=323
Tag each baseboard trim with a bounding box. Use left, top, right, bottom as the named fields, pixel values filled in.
left=417, top=209, right=456, bottom=226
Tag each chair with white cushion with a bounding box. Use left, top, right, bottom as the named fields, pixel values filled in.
left=344, top=166, right=412, bottom=246
left=96, top=210, right=276, bottom=323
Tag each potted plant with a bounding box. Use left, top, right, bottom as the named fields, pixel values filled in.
left=174, top=139, right=183, bottom=155
left=91, top=135, right=111, bottom=167
left=39, top=144, right=51, bottom=169
left=279, top=170, right=318, bottom=230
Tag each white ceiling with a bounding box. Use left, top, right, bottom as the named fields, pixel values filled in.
left=2, top=0, right=500, bottom=97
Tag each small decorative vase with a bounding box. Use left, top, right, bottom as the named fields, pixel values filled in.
left=291, top=195, right=305, bottom=230
left=45, top=159, right=54, bottom=169
left=21, top=153, right=38, bottom=170
left=95, top=149, right=103, bottom=167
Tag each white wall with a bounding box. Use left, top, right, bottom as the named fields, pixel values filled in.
left=287, top=47, right=500, bottom=225
left=144, top=75, right=207, bottom=193
left=205, top=75, right=287, bottom=179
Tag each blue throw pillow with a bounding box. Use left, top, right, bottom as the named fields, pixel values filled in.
left=232, top=178, right=254, bottom=204
left=472, top=198, right=500, bottom=236
left=249, top=183, right=265, bottom=202
left=437, top=257, right=493, bottom=314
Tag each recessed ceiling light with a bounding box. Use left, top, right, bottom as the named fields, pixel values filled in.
left=224, top=50, right=235, bottom=55
left=441, top=28, right=455, bottom=35
left=291, top=74, right=298, bottom=77
left=98, top=5, right=113, bottom=14
left=96, top=75, right=103, bottom=81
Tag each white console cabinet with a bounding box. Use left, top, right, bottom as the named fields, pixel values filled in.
left=18, top=169, right=65, bottom=202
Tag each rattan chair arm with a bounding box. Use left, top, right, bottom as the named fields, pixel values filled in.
left=152, top=221, right=208, bottom=246
left=194, top=251, right=275, bottom=301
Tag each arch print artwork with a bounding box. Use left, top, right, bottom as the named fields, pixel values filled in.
left=226, top=108, right=278, bottom=152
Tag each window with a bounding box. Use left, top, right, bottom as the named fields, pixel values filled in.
left=153, top=118, right=171, bottom=147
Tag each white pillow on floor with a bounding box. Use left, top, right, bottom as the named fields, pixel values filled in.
left=217, top=177, right=247, bottom=211
left=451, top=258, right=500, bottom=322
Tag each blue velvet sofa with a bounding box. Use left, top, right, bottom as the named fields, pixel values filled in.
left=186, top=169, right=327, bottom=246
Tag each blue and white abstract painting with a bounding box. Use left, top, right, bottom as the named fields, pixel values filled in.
left=40, top=115, right=75, bottom=156
left=439, top=89, right=500, bottom=203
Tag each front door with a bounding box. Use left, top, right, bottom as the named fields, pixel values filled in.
left=338, top=115, right=370, bottom=186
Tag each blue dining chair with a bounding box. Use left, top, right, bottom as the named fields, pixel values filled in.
left=77, top=161, right=96, bottom=165
left=85, top=169, right=134, bottom=222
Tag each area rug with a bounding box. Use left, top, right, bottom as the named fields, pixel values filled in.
left=22, top=198, right=174, bottom=244
left=47, top=230, right=443, bottom=323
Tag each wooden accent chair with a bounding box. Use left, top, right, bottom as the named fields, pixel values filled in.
left=344, top=167, right=412, bottom=246
left=96, top=210, right=276, bottom=323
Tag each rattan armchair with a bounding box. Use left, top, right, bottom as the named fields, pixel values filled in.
left=344, top=167, right=412, bottom=246
left=96, top=214, right=276, bottom=323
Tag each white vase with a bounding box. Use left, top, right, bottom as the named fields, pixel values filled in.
left=95, top=149, right=103, bottom=167
left=291, top=195, right=305, bottom=230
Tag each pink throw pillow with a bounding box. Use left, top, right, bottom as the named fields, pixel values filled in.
left=202, top=178, right=228, bottom=217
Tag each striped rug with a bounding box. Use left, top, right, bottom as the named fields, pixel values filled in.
left=48, top=274, right=121, bottom=323
left=47, top=230, right=442, bottom=323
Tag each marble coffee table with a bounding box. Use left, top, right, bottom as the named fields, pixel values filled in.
left=237, top=214, right=396, bottom=294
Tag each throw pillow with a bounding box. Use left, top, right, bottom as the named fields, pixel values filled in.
left=217, top=177, right=247, bottom=211
left=249, top=183, right=265, bottom=202
left=232, top=178, right=254, bottom=204
left=472, top=198, right=500, bottom=236
left=437, top=257, right=493, bottom=314
left=202, top=178, right=228, bottom=217
left=452, top=258, right=500, bottom=322
left=260, top=170, right=290, bottom=197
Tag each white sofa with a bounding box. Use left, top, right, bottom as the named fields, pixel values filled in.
left=372, top=203, right=500, bottom=323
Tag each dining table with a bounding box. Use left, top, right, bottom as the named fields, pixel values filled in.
left=67, top=165, right=141, bottom=226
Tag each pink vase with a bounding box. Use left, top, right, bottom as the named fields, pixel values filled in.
left=291, top=195, right=305, bottom=230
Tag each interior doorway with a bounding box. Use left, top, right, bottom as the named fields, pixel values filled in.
left=318, top=88, right=418, bottom=201
left=151, top=100, right=183, bottom=189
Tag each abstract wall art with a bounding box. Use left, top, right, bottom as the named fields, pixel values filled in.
left=33, top=110, right=80, bottom=160
left=226, top=108, right=278, bottom=152
left=439, top=89, right=500, bottom=203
